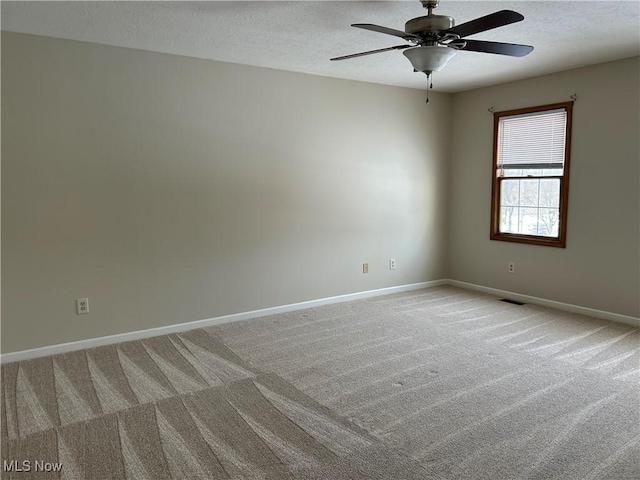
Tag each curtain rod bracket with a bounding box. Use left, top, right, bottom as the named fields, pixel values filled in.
left=570, top=93, right=577, bottom=101
left=488, top=106, right=494, bottom=113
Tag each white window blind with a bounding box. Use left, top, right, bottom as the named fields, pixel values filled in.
left=498, top=109, right=567, bottom=170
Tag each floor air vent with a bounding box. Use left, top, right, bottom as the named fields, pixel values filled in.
left=501, top=298, right=525, bottom=305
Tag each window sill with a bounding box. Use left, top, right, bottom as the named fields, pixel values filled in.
left=490, top=232, right=566, bottom=248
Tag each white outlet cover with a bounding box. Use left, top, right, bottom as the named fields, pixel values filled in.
left=76, top=298, right=90, bottom=314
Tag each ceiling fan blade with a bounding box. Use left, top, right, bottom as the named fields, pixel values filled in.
left=330, top=45, right=412, bottom=61
left=458, top=39, right=533, bottom=57
left=445, top=10, right=524, bottom=38
left=352, top=23, right=421, bottom=42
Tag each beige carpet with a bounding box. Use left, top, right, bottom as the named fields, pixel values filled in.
left=2, top=286, right=639, bottom=479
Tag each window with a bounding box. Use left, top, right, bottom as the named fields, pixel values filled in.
left=490, top=102, right=573, bottom=247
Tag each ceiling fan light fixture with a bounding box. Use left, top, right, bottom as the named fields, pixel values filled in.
left=403, top=45, right=457, bottom=74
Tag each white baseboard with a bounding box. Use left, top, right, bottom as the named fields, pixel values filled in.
left=447, top=279, right=640, bottom=328
left=0, top=280, right=447, bottom=364
left=4, top=278, right=636, bottom=363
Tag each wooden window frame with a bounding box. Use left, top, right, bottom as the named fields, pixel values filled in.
left=490, top=101, right=573, bottom=248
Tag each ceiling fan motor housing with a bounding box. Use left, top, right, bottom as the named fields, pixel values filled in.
left=405, top=15, right=454, bottom=36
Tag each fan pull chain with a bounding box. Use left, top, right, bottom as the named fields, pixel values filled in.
left=426, top=74, right=433, bottom=104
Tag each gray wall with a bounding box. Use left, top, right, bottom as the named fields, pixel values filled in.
left=1, top=32, right=452, bottom=353
left=3, top=32, right=638, bottom=354
left=448, top=57, right=640, bottom=318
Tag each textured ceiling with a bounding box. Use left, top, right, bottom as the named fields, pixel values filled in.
left=2, top=1, right=639, bottom=92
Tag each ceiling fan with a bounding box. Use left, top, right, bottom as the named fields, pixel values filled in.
left=331, top=0, right=533, bottom=98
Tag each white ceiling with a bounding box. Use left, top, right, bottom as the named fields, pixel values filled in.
left=2, top=1, right=639, bottom=92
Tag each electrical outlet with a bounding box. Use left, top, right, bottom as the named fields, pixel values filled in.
left=508, top=262, right=515, bottom=274
left=363, top=263, right=369, bottom=274
left=389, top=258, right=396, bottom=270
left=76, top=298, right=90, bottom=314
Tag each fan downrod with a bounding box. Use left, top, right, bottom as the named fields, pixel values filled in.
left=420, top=0, right=439, bottom=15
